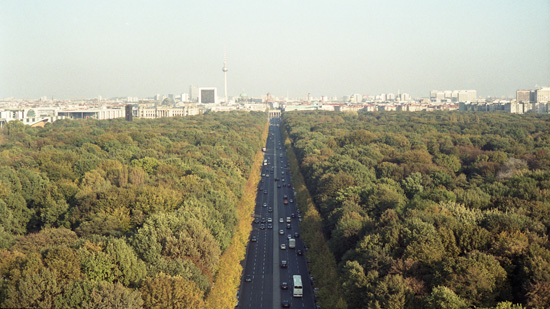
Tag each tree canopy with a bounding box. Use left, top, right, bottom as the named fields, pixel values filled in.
left=0, top=111, right=266, bottom=306
left=283, top=111, right=550, bottom=307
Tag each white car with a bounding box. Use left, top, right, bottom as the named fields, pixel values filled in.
left=263, top=203, right=267, bottom=207
left=280, top=244, right=286, bottom=250
left=279, top=218, right=284, bottom=223
left=279, top=229, right=284, bottom=235
left=267, top=218, right=273, bottom=223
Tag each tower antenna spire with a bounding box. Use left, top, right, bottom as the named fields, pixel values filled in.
left=222, top=47, right=228, bottom=104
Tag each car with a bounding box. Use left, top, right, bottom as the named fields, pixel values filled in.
left=261, top=218, right=266, bottom=223
left=268, top=207, right=273, bottom=213
left=267, top=218, right=273, bottom=223
left=297, top=249, right=303, bottom=256
left=281, top=281, right=288, bottom=289
left=266, top=174, right=269, bottom=178
left=260, top=224, right=265, bottom=230
left=290, top=199, right=294, bottom=203
left=280, top=244, right=286, bottom=250
left=245, top=275, right=251, bottom=282
left=282, top=300, right=290, bottom=307
left=275, top=178, right=279, bottom=181
left=281, top=260, right=287, bottom=268
left=291, top=213, right=296, bottom=218
left=294, top=232, right=300, bottom=238
left=268, top=223, right=273, bottom=229
left=282, top=171, right=285, bottom=175
left=286, top=223, right=291, bottom=229
left=279, top=229, right=284, bottom=235
left=261, top=179, right=264, bottom=183
left=262, top=174, right=265, bottom=177
left=264, top=190, right=268, bottom=194
left=284, top=200, right=288, bottom=205
left=282, top=178, right=285, bottom=182
left=287, top=184, right=291, bottom=188
left=287, top=234, right=292, bottom=239
left=279, top=218, right=284, bottom=223
left=286, top=217, right=291, bottom=223
left=277, top=184, right=281, bottom=188
left=283, top=195, right=288, bottom=199
left=251, top=235, right=257, bottom=242
left=263, top=202, right=267, bottom=207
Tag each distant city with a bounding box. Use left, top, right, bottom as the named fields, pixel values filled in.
left=1, top=85, right=549, bottom=128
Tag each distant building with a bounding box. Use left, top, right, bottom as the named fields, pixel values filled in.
left=125, top=104, right=133, bottom=121
left=535, top=87, right=550, bottom=103
left=136, top=104, right=199, bottom=119
left=199, top=88, right=217, bottom=104
left=516, top=90, right=532, bottom=103
left=457, top=90, right=476, bottom=102
left=431, top=90, right=476, bottom=103
left=189, top=85, right=199, bottom=102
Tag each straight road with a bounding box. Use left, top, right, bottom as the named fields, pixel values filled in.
left=238, top=117, right=316, bottom=308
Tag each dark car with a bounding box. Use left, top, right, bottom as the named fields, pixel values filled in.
left=281, top=260, right=287, bottom=268
left=297, top=249, right=303, bottom=256
left=286, top=223, right=291, bottom=229
left=281, top=281, right=288, bottom=289
left=261, top=218, right=266, bottom=223
left=278, top=184, right=281, bottom=188
left=294, top=232, right=300, bottom=238
left=267, top=223, right=273, bottom=229
left=251, top=235, right=257, bottom=242
left=282, top=300, right=290, bottom=307
left=245, top=275, right=251, bottom=282
left=260, top=224, right=265, bottom=230
left=264, top=190, right=268, bottom=194
left=254, top=218, right=260, bottom=224
left=291, top=213, right=296, bottom=218
left=268, top=207, right=273, bottom=213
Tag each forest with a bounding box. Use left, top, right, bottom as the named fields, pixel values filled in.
left=282, top=111, right=550, bottom=308
left=0, top=111, right=266, bottom=308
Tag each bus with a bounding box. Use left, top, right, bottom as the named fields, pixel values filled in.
left=292, top=275, right=303, bottom=297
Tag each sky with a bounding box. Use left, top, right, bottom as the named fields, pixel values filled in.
left=1, top=0, right=549, bottom=99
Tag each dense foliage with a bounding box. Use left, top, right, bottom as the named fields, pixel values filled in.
left=283, top=111, right=550, bottom=308
left=0, top=112, right=266, bottom=308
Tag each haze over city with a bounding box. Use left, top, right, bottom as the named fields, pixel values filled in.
left=1, top=0, right=549, bottom=99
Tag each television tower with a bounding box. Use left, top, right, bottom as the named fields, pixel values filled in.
left=222, top=49, right=228, bottom=104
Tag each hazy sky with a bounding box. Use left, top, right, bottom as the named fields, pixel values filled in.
left=1, top=0, right=549, bottom=99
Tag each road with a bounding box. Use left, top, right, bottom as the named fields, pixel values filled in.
left=238, top=117, right=316, bottom=308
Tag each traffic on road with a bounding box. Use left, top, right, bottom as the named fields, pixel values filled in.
left=237, top=117, right=317, bottom=308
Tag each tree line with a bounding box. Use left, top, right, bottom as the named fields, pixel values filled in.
left=282, top=111, right=550, bottom=308
left=0, top=112, right=266, bottom=308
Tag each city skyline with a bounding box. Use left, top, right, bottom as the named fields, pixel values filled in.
left=1, top=0, right=549, bottom=99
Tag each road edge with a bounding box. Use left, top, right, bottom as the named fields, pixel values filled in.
left=206, top=119, right=270, bottom=308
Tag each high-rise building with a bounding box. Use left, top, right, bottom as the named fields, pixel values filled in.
left=457, top=90, right=476, bottom=102
left=125, top=104, right=133, bottom=121
left=535, top=87, right=550, bottom=103
left=199, top=88, right=217, bottom=104
left=189, top=85, right=198, bottom=102
left=516, top=90, right=532, bottom=103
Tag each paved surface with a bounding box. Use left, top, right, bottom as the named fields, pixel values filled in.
left=238, top=117, right=316, bottom=308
